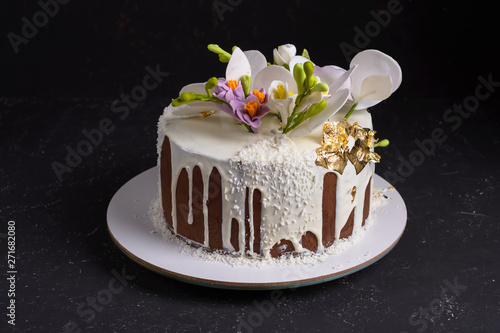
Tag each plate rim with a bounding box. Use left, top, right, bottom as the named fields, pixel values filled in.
left=108, top=228, right=404, bottom=290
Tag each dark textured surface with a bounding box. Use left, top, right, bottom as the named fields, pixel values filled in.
left=2, top=0, right=500, bottom=332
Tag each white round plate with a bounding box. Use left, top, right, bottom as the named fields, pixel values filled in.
left=107, top=167, right=406, bottom=290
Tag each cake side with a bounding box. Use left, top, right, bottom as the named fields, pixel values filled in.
left=157, top=110, right=374, bottom=258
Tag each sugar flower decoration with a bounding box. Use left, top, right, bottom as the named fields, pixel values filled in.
left=344, top=49, right=402, bottom=118
left=273, top=44, right=296, bottom=66
left=213, top=79, right=245, bottom=115
left=167, top=43, right=401, bottom=137
left=230, top=89, right=270, bottom=133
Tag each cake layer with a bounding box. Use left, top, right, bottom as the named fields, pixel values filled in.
left=157, top=107, right=374, bottom=258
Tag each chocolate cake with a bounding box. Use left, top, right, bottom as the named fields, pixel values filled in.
left=156, top=44, right=402, bottom=259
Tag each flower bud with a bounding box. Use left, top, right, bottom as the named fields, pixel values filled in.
left=273, top=44, right=297, bottom=66
left=240, top=75, right=251, bottom=97
left=205, top=77, right=219, bottom=90
left=305, top=100, right=327, bottom=118
left=303, top=61, right=315, bottom=91
left=309, top=76, right=318, bottom=87
left=293, top=63, right=306, bottom=95
left=374, top=139, right=390, bottom=148
left=304, top=61, right=315, bottom=79
left=180, top=92, right=198, bottom=102
left=311, top=82, right=329, bottom=93
left=205, top=77, right=219, bottom=96
left=207, top=44, right=232, bottom=63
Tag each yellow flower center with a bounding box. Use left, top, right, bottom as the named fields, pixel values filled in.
left=227, top=80, right=238, bottom=92
left=252, top=89, right=266, bottom=103
left=274, top=84, right=287, bottom=100
left=244, top=100, right=260, bottom=118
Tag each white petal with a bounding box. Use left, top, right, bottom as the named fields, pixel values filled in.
left=288, top=89, right=350, bottom=138
left=164, top=102, right=219, bottom=121
left=179, top=82, right=206, bottom=95
left=277, top=44, right=296, bottom=63
left=269, top=97, right=294, bottom=127
left=329, top=65, right=356, bottom=95
left=226, top=47, right=251, bottom=81
left=314, top=65, right=347, bottom=87
left=253, top=65, right=296, bottom=93
left=355, top=75, right=393, bottom=109
left=289, top=56, right=313, bottom=73
left=269, top=80, right=285, bottom=99
left=244, top=50, right=267, bottom=81
left=299, top=92, right=325, bottom=112
left=350, top=49, right=402, bottom=102
left=269, top=79, right=286, bottom=90
left=273, top=48, right=286, bottom=66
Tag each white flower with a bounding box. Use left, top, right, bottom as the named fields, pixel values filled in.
left=273, top=44, right=297, bottom=66
left=165, top=45, right=402, bottom=139
left=349, top=49, right=402, bottom=110
left=268, top=80, right=296, bottom=126
left=253, top=65, right=296, bottom=126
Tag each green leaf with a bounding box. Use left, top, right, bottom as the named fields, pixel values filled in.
left=302, top=48, right=310, bottom=60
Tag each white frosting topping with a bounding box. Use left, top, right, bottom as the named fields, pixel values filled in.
left=230, top=134, right=323, bottom=255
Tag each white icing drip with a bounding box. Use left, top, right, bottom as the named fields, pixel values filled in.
left=248, top=187, right=255, bottom=254
left=229, top=134, right=325, bottom=257
left=202, top=169, right=210, bottom=246
left=147, top=185, right=390, bottom=267
left=187, top=167, right=193, bottom=225
left=333, top=163, right=373, bottom=240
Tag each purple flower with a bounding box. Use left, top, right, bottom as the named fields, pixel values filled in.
left=229, top=89, right=270, bottom=133
left=213, top=79, right=245, bottom=115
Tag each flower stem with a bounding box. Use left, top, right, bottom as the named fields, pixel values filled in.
left=344, top=103, right=357, bottom=120
left=283, top=104, right=300, bottom=134
left=242, top=122, right=253, bottom=133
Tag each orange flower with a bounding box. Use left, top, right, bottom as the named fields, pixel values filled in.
left=227, top=80, right=239, bottom=92
left=244, top=100, right=260, bottom=118
left=252, top=89, right=266, bottom=104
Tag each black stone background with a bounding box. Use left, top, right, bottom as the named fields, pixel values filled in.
left=1, top=0, right=499, bottom=332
